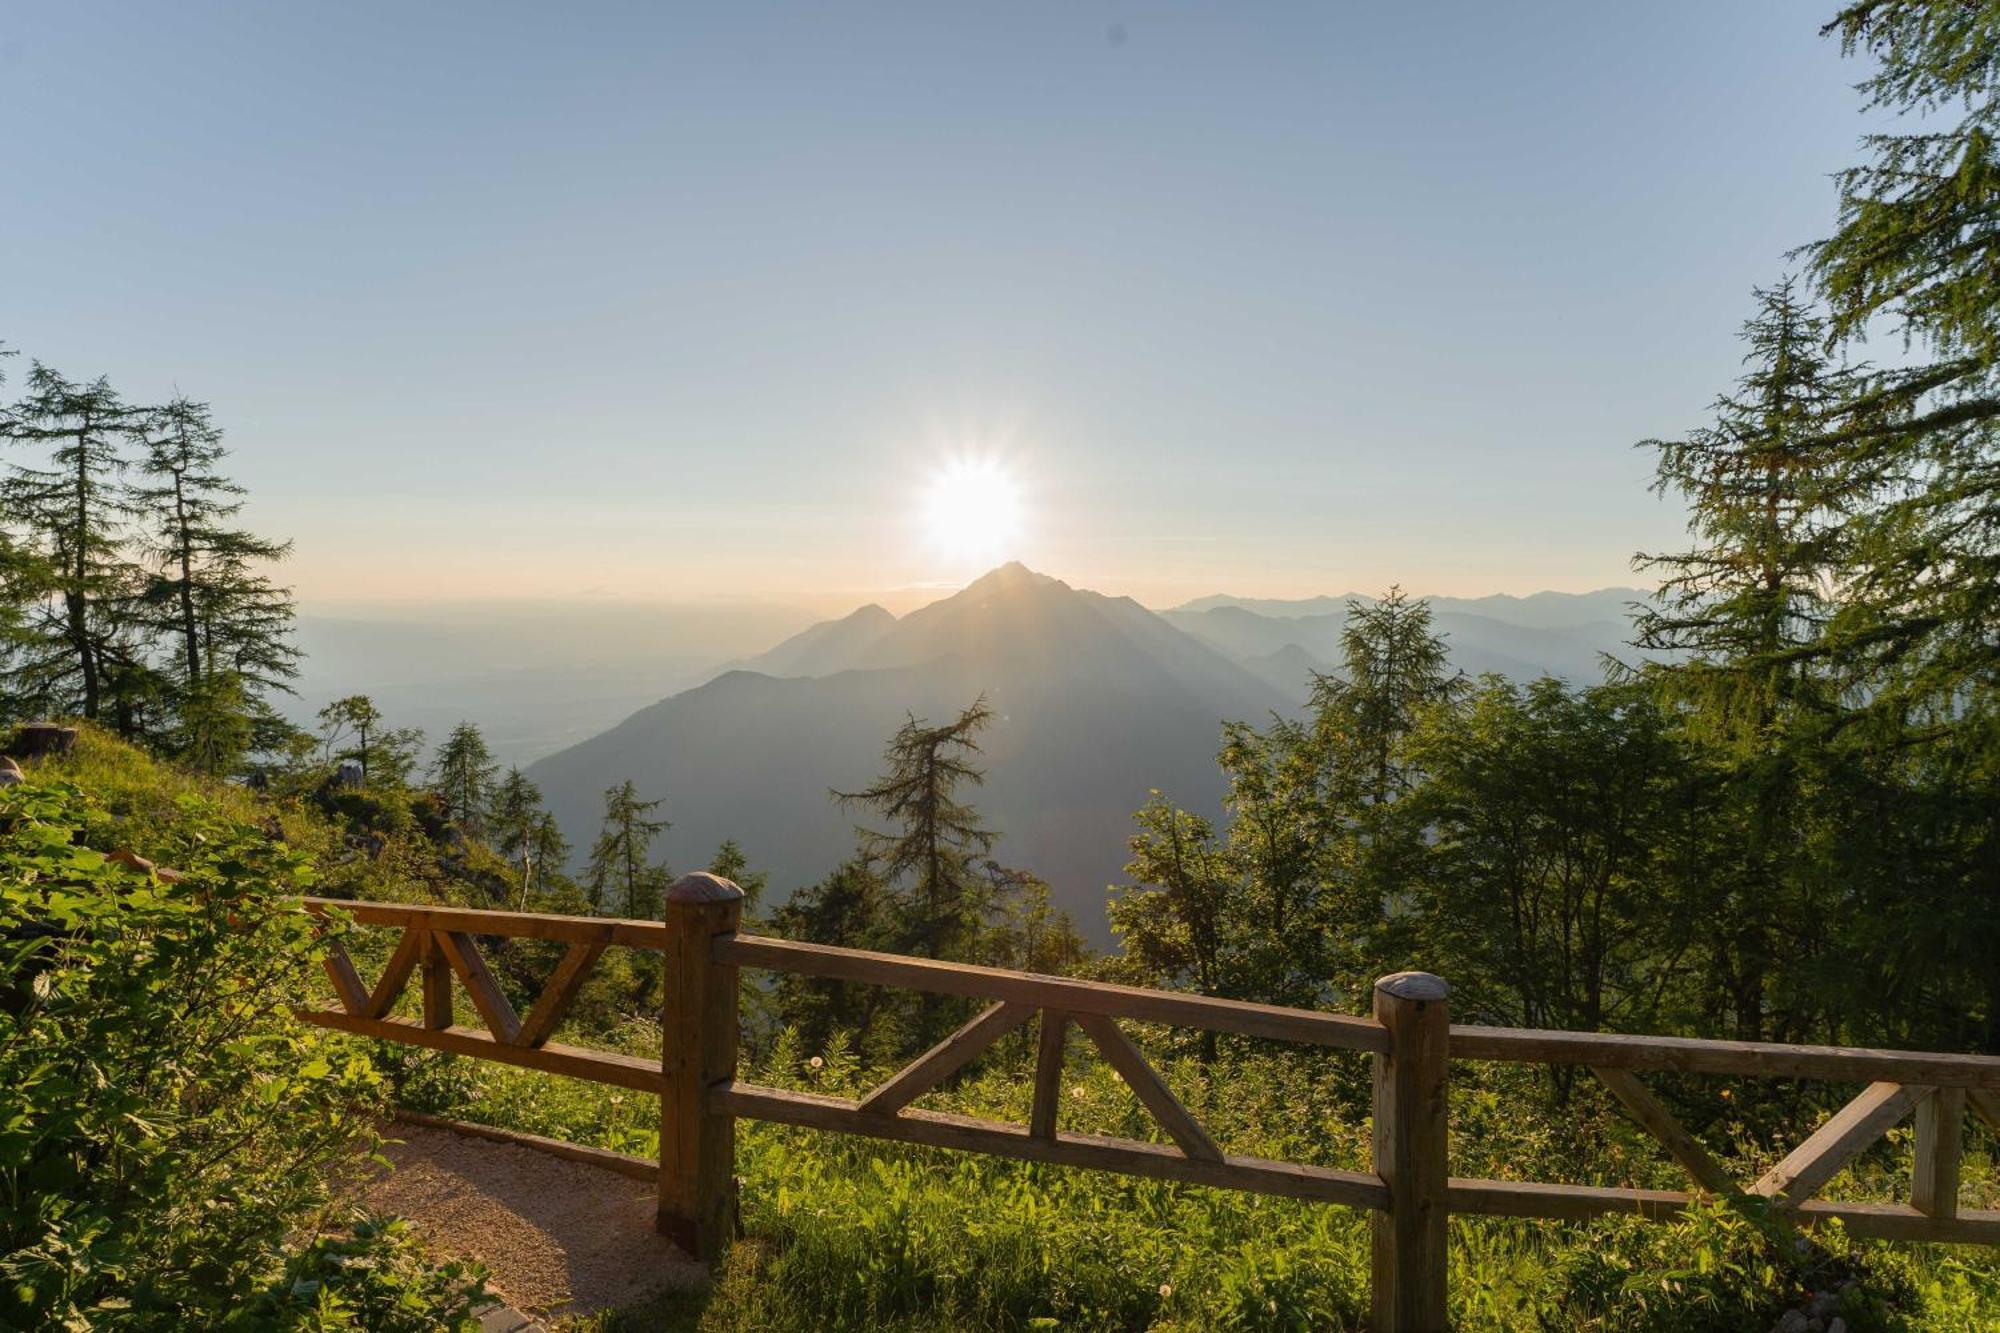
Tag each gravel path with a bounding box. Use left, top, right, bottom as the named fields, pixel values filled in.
left=363, top=1124, right=702, bottom=1318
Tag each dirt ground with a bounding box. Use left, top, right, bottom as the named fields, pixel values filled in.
left=362, top=1123, right=703, bottom=1319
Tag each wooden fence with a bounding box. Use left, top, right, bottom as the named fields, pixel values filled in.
left=298, top=876, right=2000, bottom=1333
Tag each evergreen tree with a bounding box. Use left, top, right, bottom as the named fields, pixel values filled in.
left=768, top=857, right=900, bottom=1058
left=1633, top=280, right=1860, bottom=739
left=585, top=780, right=669, bottom=917
left=428, top=721, right=498, bottom=830
left=492, top=767, right=569, bottom=903
left=127, top=395, right=297, bottom=701
left=1806, top=2, right=2000, bottom=712
left=835, top=697, right=999, bottom=964
left=1632, top=281, right=1867, bottom=1041
left=1311, top=587, right=1464, bottom=804
left=0, top=365, right=140, bottom=725
left=707, top=839, right=769, bottom=918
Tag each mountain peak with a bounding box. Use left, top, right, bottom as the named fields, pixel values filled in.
left=959, top=561, right=1063, bottom=596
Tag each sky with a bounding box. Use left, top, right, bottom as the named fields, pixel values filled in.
left=2, top=2, right=1877, bottom=614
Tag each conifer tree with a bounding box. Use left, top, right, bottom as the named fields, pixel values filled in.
left=428, top=721, right=499, bottom=830
left=0, top=365, right=139, bottom=724
left=835, top=697, right=998, bottom=962
left=706, top=838, right=769, bottom=917
left=1806, top=2, right=2000, bottom=709
left=585, top=780, right=669, bottom=917
left=128, top=395, right=297, bottom=700
left=1311, top=588, right=1463, bottom=804
left=492, top=767, right=569, bottom=901
left=1634, top=280, right=1862, bottom=740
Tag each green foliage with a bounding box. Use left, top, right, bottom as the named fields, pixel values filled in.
left=242, top=1214, right=491, bottom=1332
left=0, top=779, right=381, bottom=1324
left=585, top=778, right=671, bottom=918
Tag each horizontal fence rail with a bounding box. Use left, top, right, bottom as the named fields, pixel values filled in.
left=297, top=887, right=2000, bottom=1332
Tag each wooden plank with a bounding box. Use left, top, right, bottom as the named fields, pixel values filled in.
left=1371, top=971, right=1451, bottom=1333
left=719, top=934, right=1388, bottom=1053
left=1448, top=1177, right=1695, bottom=1222
left=1969, top=1087, right=2000, bottom=1133
left=1073, top=1012, right=1222, bottom=1162
left=1593, top=1066, right=1737, bottom=1196
left=296, top=1007, right=665, bottom=1093
left=321, top=939, right=369, bottom=1015
left=1452, top=1024, right=2000, bottom=1089
left=393, top=1108, right=656, bottom=1182
left=434, top=931, right=522, bottom=1044
left=1445, top=1177, right=2000, bottom=1243
left=421, top=931, right=452, bottom=1030
left=1752, top=1082, right=1930, bottom=1207
left=304, top=896, right=671, bottom=949
left=514, top=941, right=605, bottom=1048
left=859, top=1001, right=1035, bottom=1116
left=712, top=1082, right=1389, bottom=1210
left=1914, top=1086, right=1965, bottom=1220
left=1030, top=1010, right=1068, bottom=1140
left=364, top=927, right=424, bottom=1019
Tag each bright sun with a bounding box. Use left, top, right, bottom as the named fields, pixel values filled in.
left=922, top=457, right=1024, bottom=567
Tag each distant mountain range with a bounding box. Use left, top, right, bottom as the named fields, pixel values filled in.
left=525, top=565, right=1648, bottom=940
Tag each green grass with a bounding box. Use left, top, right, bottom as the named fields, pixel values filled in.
left=387, top=1031, right=2000, bottom=1331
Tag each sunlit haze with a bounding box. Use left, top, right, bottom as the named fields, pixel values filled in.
left=2, top=2, right=1871, bottom=613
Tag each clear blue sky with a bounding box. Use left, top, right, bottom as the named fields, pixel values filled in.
left=1, top=2, right=1871, bottom=611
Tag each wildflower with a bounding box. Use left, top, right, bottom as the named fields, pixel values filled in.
left=1071, top=1086, right=1086, bottom=1100
left=808, top=1055, right=824, bottom=1070
left=1158, top=1283, right=1173, bottom=1299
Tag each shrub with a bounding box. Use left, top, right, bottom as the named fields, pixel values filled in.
left=0, top=778, right=470, bottom=1327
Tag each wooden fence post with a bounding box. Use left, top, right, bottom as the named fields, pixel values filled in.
left=658, top=872, right=744, bottom=1261
left=1371, top=971, right=1450, bottom=1332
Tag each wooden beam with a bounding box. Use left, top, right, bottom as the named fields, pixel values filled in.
left=1753, top=1082, right=1930, bottom=1207
left=1445, top=1177, right=2000, bottom=1243
left=305, top=896, right=670, bottom=949
left=433, top=931, right=522, bottom=1044
left=421, top=931, right=452, bottom=1030
left=321, top=940, right=369, bottom=1015
left=859, top=1001, right=1035, bottom=1116
left=1969, top=1087, right=2000, bottom=1133
left=514, top=941, right=605, bottom=1048
left=364, top=927, right=424, bottom=1019
left=1073, top=1012, right=1222, bottom=1163
left=717, top=934, right=1388, bottom=1053
left=297, top=1007, right=664, bottom=1093
left=1592, top=1066, right=1736, bottom=1196
left=1452, top=1025, right=2000, bottom=1089
left=712, top=1082, right=1388, bottom=1210
left=1914, top=1086, right=1965, bottom=1220
left=393, top=1108, right=656, bottom=1182
left=1030, top=1010, right=1068, bottom=1140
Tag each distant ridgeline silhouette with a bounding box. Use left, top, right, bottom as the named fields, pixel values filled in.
left=525, top=564, right=1646, bottom=939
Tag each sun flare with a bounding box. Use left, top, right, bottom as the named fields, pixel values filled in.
left=922, top=456, right=1025, bottom=567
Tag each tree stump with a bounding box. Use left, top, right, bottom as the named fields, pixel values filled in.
left=9, top=723, right=78, bottom=759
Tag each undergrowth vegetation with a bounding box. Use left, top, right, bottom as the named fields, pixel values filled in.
left=391, top=1027, right=2000, bottom=1332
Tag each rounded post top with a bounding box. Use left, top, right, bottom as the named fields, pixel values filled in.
left=666, top=871, right=745, bottom=905
left=1374, top=971, right=1449, bottom=1002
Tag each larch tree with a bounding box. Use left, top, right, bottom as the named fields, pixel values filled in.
left=428, top=721, right=499, bottom=830
left=492, top=767, right=569, bottom=903
left=0, top=365, right=140, bottom=726
left=584, top=780, right=669, bottom=918
left=835, top=696, right=999, bottom=964
left=1808, top=1, right=2000, bottom=713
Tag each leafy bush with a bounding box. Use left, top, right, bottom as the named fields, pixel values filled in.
left=241, top=1213, right=490, bottom=1332
left=0, top=778, right=479, bottom=1328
